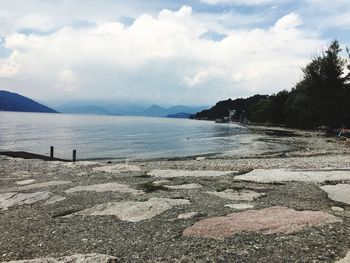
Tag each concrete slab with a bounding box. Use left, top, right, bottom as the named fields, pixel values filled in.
left=152, top=180, right=171, bottom=186
left=207, top=189, right=264, bottom=201
left=164, top=183, right=203, bottom=190
left=93, top=164, right=141, bottom=173
left=148, top=169, right=233, bottom=178
left=15, top=179, right=36, bottom=185
left=2, top=181, right=71, bottom=193
left=320, top=184, right=350, bottom=205
left=177, top=212, right=200, bottom=219
left=183, top=206, right=341, bottom=239
left=225, top=203, right=254, bottom=210
left=0, top=192, right=63, bottom=210
left=5, top=253, right=118, bottom=262
left=65, top=182, right=143, bottom=195
left=337, top=251, right=350, bottom=263
left=235, top=169, right=350, bottom=183
left=70, top=198, right=191, bottom=222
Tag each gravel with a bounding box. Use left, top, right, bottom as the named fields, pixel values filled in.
left=1, top=126, right=350, bottom=262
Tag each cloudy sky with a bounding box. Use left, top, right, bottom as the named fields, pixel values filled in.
left=0, top=0, right=349, bottom=106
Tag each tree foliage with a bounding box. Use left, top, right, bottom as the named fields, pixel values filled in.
left=251, top=40, right=350, bottom=128
left=194, top=40, right=350, bottom=129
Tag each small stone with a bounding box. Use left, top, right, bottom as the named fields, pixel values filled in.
left=15, top=179, right=36, bottom=185
left=331, top=206, right=344, bottom=212
left=177, top=212, right=200, bottom=219
left=152, top=180, right=171, bottom=186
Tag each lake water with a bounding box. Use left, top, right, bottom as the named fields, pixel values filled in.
left=0, top=111, right=251, bottom=160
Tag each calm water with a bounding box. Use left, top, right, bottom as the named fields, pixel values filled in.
left=0, top=111, right=249, bottom=160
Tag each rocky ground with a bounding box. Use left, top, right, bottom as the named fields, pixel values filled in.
left=1, top=126, right=350, bottom=262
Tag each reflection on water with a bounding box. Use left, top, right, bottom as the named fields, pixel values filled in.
left=0, top=111, right=247, bottom=160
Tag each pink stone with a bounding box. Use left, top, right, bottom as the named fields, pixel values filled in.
left=183, top=206, right=341, bottom=239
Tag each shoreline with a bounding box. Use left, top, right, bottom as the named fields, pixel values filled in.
left=1, top=127, right=350, bottom=262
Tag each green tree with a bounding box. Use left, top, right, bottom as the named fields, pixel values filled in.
left=285, top=40, right=347, bottom=128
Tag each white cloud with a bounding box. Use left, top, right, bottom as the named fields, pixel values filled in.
left=0, top=50, right=19, bottom=78
left=200, top=0, right=283, bottom=5
left=273, top=13, right=301, bottom=31
left=54, top=69, right=77, bottom=92
left=0, top=7, right=326, bottom=105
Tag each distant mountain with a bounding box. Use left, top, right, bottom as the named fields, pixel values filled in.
left=141, top=105, right=207, bottom=117
left=56, top=105, right=114, bottom=115
left=167, top=112, right=193, bottom=118
left=57, top=100, right=208, bottom=117
left=0, top=90, right=58, bottom=113
left=141, top=105, right=168, bottom=117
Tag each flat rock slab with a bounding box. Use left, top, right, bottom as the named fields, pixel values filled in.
left=152, top=180, right=171, bottom=186
left=225, top=203, right=254, bottom=210
left=65, top=182, right=144, bottom=195
left=183, top=206, right=341, bottom=239
left=15, top=179, right=36, bottom=185
left=70, top=198, right=190, bottom=222
left=148, top=169, right=233, bottom=178
left=12, top=171, right=39, bottom=178
left=5, top=253, right=118, bottom=262
left=2, top=181, right=71, bottom=193
left=207, top=189, right=264, bottom=201
left=164, top=183, right=203, bottom=190
left=0, top=192, right=64, bottom=210
left=50, top=161, right=100, bottom=168
left=177, top=212, right=201, bottom=219
left=337, top=251, right=350, bottom=263
left=235, top=169, right=350, bottom=183
left=320, top=184, right=350, bottom=205
left=93, top=164, right=141, bottom=173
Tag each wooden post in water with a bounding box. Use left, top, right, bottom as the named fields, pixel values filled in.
left=72, top=150, right=77, bottom=162
left=50, top=146, right=54, bottom=159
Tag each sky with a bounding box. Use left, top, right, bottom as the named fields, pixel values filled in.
left=0, top=0, right=349, bottom=106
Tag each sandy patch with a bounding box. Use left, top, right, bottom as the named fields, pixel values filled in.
left=65, top=182, right=143, bottom=195
left=207, top=189, right=264, bottom=201
left=70, top=198, right=190, bottom=222
left=183, top=206, right=341, bottom=239
left=5, top=253, right=118, bottom=262
left=148, top=169, right=233, bottom=178
left=236, top=169, right=350, bottom=183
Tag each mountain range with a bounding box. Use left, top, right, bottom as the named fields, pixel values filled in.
left=0, top=90, right=208, bottom=118
left=56, top=101, right=207, bottom=117
left=0, top=90, right=57, bottom=113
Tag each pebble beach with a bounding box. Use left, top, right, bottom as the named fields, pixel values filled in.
left=1, top=126, right=350, bottom=262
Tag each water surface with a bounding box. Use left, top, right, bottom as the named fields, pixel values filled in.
left=0, top=112, right=249, bottom=160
